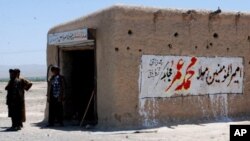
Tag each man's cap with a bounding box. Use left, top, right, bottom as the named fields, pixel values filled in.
left=14, top=68, right=21, bottom=73
left=9, top=69, right=14, bottom=73
left=51, top=65, right=60, bottom=71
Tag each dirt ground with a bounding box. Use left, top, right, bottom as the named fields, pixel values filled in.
left=0, top=82, right=249, bottom=141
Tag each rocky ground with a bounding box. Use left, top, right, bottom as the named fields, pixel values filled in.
left=0, top=82, right=249, bottom=141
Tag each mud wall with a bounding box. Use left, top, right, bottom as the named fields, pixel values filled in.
left=47, top=5, right=250, bottom=128
left=109, top=6, right=250, bottom=128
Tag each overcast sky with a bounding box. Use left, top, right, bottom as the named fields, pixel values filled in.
left=0, top=0, right=250, bottom=66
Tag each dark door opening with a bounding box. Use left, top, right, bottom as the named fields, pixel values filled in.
left=62, top=49, right=97, bottom=126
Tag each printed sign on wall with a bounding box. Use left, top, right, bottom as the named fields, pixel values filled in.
left=48, top=28, right=88, bottom=45
left=139, top=55, right=244, bottom=98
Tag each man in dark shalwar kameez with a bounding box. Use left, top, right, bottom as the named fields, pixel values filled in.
left=5, top=69, right=32, bottom=131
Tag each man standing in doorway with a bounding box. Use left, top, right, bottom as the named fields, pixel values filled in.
left=47, top=66, right=65, bottom=127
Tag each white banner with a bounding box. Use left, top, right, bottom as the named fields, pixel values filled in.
left=48, top=28, right=88, bottom=45
left=139, top=55, right=244, bottom=98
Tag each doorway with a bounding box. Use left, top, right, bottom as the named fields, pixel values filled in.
left=61, top=49, right=97, bottom=125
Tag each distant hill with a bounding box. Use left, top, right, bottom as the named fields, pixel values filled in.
left=0, top=64, right=46, bottom=79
